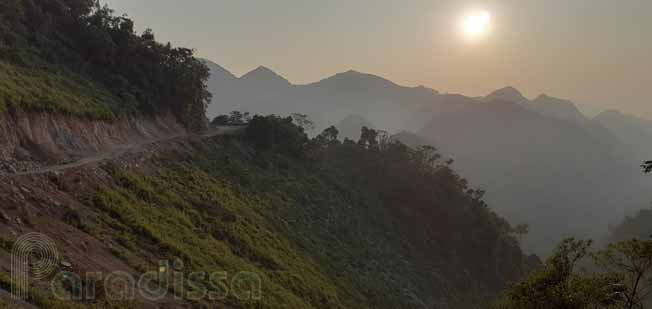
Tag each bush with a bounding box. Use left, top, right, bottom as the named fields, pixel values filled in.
left=211, top=115, right=230, bottom=126
left=212, top=111, right=252, bottom=126
left=244, top=115, right=308, bottom=157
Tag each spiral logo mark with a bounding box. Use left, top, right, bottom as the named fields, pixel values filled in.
left=11, top=233, right=60, bottom=300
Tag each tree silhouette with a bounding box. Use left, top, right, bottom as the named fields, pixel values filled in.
left=643, top=161, right=652, bottom=174
left=595, top=239, right=652, bottom=309
left=291, top=113, right=316, bottom=133
left=512, top=223, right=530, bottom=245
left=358, top=126, right=379, bottom=149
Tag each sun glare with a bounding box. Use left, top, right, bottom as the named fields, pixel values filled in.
left=461, top=11, right=491, bottom=40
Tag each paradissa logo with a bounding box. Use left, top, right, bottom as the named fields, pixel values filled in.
left=11, top=233, right=262, bottom=302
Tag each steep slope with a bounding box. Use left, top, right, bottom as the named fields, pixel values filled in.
left=202, top=59, right=238, bottom=82
left=202, top=59, right=238, bottom=96
left=0, top=62, right=119, bottom=119
left=0, top=120, right=533, bottom=308
left=0, top=0, right=212, bottom=171
left=0, top=0, right=210, bottom=131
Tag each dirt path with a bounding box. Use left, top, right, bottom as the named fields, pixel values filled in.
left=0, top=287, right=39, bottom=309
left=2, top=126, right=244, bottom=178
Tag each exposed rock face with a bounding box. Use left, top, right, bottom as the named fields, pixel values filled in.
left=0, top=110, right=185, bottom=163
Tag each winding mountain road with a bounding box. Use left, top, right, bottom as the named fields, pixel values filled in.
left=2, top=126, right=244, bottom=178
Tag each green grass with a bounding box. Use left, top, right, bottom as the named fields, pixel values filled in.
left=86, top=162, right=351, bottom=308
left=0, top=61, right=118, bottom=119
left=0, top=271, right=140, bottom=309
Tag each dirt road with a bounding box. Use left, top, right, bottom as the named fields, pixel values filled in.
left=2, top=126, right=244, bottom=178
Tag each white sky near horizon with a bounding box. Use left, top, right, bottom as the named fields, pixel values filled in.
left=104, top=0, right=652, bottom=118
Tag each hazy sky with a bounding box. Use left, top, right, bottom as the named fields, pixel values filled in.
left=104, top=0, right=651, bottom=118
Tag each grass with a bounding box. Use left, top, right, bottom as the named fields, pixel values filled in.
left=30, top=137, right=523, bottom=308
left=73, top=138, right=469, bottom=308
left=0, top=61, right=118, bottom=119
left=0, top=271, right=140, bottom=309
left=85, top=162, right=350, bottom=308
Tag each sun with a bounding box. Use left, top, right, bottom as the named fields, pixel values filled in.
left=461, top=11, right=492, bottom=40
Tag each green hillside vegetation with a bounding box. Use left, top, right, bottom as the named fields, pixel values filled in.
left=494, top=237, right=652, bottom=309
left=0, top=0, right=210, bottom=129
left=29, top=116, right=533, bottom=308
left=0, top=61, right=117, bottom=118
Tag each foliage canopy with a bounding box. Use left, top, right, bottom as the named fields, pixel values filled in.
left=0, top=0, right=210, bottom=129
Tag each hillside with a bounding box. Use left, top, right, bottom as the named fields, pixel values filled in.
left=0, top=0, right=216, bottom=174
left=203, top=63, right=652, bottom=255
left=0, top=116, right=533, bottom=308
left=417, top=99, right=641, bottom=253
left=0, top=0, right=209, bottom=131
left=0, top=3, right=537, bottom=307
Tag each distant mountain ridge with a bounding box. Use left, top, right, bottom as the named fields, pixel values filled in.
left=202, top=60, right=442, bottom=133
left=485, top=87, right=587, bottom=124
left=202, top=59, right=652, bottom=255
left=203, top=61, right=625, bottom=128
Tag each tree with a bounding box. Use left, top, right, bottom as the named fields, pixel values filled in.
left=494, top=238, right=622, bottom=309
left=304, top=126, right=340, bottom=160
left=291, top=113, right=315, bottom=133
left=512, top=223, right=530, bottom=245
left=0, top=0, right=212, bottom=131
left=413, top=145, right=442, bottom=170
left=211, top=115, right=230, bottom=126
left=358, top=126, right=379, bottom=149
left=228, top=111, right=251, bottom=125
left=595, top=239, right=652, bottom=309
left=643, top=161, right=652, bottom=174
left=244, top=115, right=308, bottom=157
left=315, top=126, right=339, bottom=145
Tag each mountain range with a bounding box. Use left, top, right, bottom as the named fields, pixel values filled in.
left=203, top=59, right=652, bottom=254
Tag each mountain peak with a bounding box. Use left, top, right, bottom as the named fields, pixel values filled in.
left=533, top=94, right=556, bottom=101
left=532, top=94, right=577, bottom=107
left=332, top=69, right=383, bottom=80
left=242, top=65, right=278, bottom=77
left=200, top=59, right=237, bottom=80
left=316, top=70, right=399, bottom=90
left=486, top=86, right=529, bottom=104
left=240, top=66, right=291, bottom=86
left=530, top=94, right=586, bottom=123
left=342, top=69, right=362, bottom=75
left=251, top=65, right=275, bottom=74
